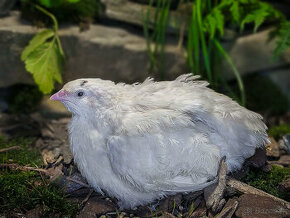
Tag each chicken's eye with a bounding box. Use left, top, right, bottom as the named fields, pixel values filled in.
left=77, top=91, right=84, bottom=97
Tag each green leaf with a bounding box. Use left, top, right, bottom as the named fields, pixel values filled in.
left=230, top=1, right=240, bottom=23
left=21, top=29, right=54, bottom=61
left=204, top=8, right=224, bottom=38
left=240, top=8, right=268, bottom=32
left=274, top=21, right=290, bottom=59
left=240, top=2, right=282, bottom=33
left=24, top=39, right=64, bottom=94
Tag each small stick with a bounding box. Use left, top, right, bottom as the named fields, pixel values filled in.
left=0, top=163, right=47, bottom=173
left=65, top=176, right=90, bottom=188
left=81, top=188, right=94, bottom=205
left=0, top=146, right=20, bottom=153
left=227, top=178, right=290, bottom=210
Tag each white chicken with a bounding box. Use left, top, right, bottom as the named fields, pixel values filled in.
left=50, top=74, right=268, bottom=209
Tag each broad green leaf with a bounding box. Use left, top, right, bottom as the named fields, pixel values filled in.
left=24, top=40, right=64, bottom=94
left=21, top=29, right=54, bottom=61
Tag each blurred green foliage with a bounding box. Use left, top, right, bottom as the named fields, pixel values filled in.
left=8, top=84, right=43, bottom=114
left=143, top=0, right=290, bottom=106
left=269, top=124, right=290, bottom=140
left=21, top=0, right=101, bottom=24
left=233, top=74, right=289, bottom=115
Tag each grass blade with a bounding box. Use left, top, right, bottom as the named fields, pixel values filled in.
left=214, top=39, right=245, bottom=105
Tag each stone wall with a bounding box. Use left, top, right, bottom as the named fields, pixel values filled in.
left=0, top=0, right=289, bottom=100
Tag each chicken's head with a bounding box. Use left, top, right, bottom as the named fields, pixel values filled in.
left=50, top=79, right=115, bottom=116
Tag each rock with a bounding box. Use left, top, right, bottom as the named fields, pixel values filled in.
left=78, top=197, right=116, bottom=218
left=269, top=155, right=290, bottom=167
left=216, top=198, right=239, bottom=218
left=222, top=28, right=290, bottom=80
left=246, top=147, right=267, bottom=168
left=100, top=0, right=183, bottom=33
left=0, top=0, right=16, bottom=17
left=0, top=11, right=187, bottom=89
left=278, top=178, right=290, bottom=193
left=235, top=194, right=290, bottom=218
left=282, top=134, right=290, bottom=154
left=266, top=137, right=280, bottom=159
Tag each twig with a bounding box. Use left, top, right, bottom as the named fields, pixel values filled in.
left=227, top=178, right=290, bottom=210
left=0, top=146, right=20, bottom=153
left=0, top=163, right=47, bottom=173
left=81, top=188, right=94, bottom=205
left=65, top=176, right=90, bottom=188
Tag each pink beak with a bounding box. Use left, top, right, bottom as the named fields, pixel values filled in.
left=50, top=90, right=68, bottom=101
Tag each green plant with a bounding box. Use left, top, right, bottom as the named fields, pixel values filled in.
left=8, top=84, right=43, bottom=114
left=143, top=0, right=289, bottom=106
left=231, top=74, right=289, bottom=115
left=268, top=124, right=290, bottom=140
left=22, top=0, right=101, bottom=24
left=0, top=137, right=79, bottom=216
left=21, top=5, right=64, bottom=94
left=243, top=166, right=290, bottom=201
left=143, top=0, right=172, bottom=80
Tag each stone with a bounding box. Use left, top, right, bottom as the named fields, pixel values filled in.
left=235, top=194, right=290, bottom=218
left=216, top=198, right=239, bottom=218
left=266, top=137, right=280, bottom=159
left=100, top=0, right=183, bottom=33
left=0, top=11, right=187, bottom=89
left=0, top=0, right=16, bottom=17
left=78, top=197, right=116, bottom=218
left=269, top=155, right=290, bottom=167
left=222, top=28, right=290, bottom=80
left=278, top=178, right=290, bottom=193
left=282, top=134, right=290, bottom=154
